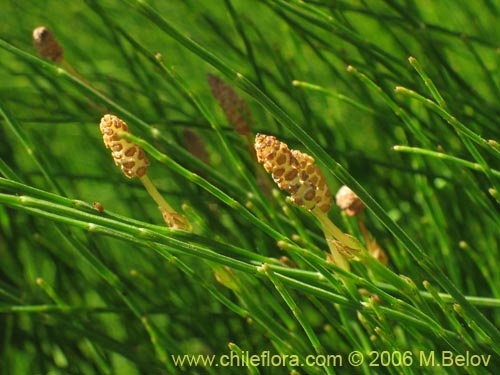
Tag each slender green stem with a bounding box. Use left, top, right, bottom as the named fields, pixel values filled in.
left=0, top=100, right=62, bottom=194
left=258, top=263, right=335, bottom=375
left=140, top=175, right=174, bottom=212
left=227, top=343, right=262, bottom=375
left=347, top=65, right=429, bottom=145
left=408, top=56, right=446, bottom=108
left=395, top=86, right=499, bottom=156
left=292, top=80, right=375, bottom=114
left=394, top=145, right=500, bottom=178
left=139, top=174, right=191, bottom=231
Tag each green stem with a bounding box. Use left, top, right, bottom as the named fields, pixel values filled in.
left=395, top=86, right=498, bottom=156
left=292, top=80, right=375, bottom=114
left=394, top=145, right=500, bottom=178
left=259, top=263, right=335, bottom=375
left=139, top=175, right=174, bottom=213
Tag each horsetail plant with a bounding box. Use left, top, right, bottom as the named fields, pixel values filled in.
left=99, top=114, right=191, bottom=231
left=209, top=74, right=273, bottom=194
left=32, top=25, right=110, bottom=113
left=254, top=134, right=365, bottom=272
left=32, top=26, right=86, bottom=83
left=2, top=2, right=499, bottom=373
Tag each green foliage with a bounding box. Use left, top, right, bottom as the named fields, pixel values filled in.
left=1, top=0, right=499, bottom=374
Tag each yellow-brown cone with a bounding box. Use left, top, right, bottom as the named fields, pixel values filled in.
left=99, top=114, right=149, bottom=179
left=255, top=134, right=332, bottom=212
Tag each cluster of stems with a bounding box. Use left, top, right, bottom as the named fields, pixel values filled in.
left=64, top=35, right=383, bottom=267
